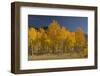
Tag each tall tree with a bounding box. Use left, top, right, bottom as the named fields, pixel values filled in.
left=75, top=27, right=86, bottom=52
left=67, top=32, right=76, bottom=52
left=47, top=20, right=61, bottom=53
left=28, top=27, right=37, bottom=55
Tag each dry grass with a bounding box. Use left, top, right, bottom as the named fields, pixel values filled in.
left=28, top=52, right=87, bottom=61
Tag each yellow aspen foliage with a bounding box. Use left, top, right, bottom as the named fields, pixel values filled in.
left=75, top=27, right=86, bottom=47
left=28, top=27, right=37, bottom=47
left=67, top=32, right=76, bottom=51
left=48, top=20, right=60, bottom=40
left=39, top=28, right=47, bottom=40
left=70, top=32, right=76, bottom=45
left=28, top=27, right=37, bottom=41
left=28, top=20, right=87, bottom=58
left=57, top=27, right=68, bottom=41
left=37, top=31, right=42, bottom=40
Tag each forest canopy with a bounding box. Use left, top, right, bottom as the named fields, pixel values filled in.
left=28, top=20, right=88, bottom=60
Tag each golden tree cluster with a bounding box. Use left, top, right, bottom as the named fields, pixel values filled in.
left=28, top=20, right=87, bottom=57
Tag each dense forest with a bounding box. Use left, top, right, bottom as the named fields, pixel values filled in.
left=28, top=20, right=88, bottom=60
